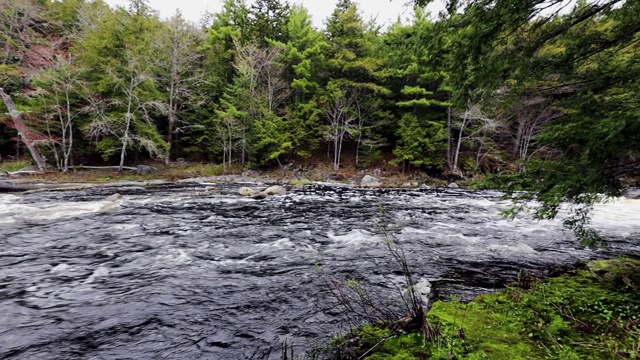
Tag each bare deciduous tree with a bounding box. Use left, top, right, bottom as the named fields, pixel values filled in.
left=158, top=11, right=205, bottom=164
left=321, top=83, right=357, bottom=171
left=85, top=50, right=167, bottom=171
left=512, top=97, right=564, bottom=163
left=451, top=103, right=500, bottom=175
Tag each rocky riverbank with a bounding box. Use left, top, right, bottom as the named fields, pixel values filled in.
left=0, top=162, right=464, bottom=193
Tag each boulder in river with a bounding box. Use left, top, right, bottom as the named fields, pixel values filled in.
left=623, top=187, right=640, bottom=199
left=136, top=165, right=159, bottom=175
left=239, top=187, right=259, bottom=197
left=262, top=185, right=286, bottom=196
left=361, top=175, right=382, bottom=187
left=448, top=182, right=460, bottom=189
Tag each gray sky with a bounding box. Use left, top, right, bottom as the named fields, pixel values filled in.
left=103, top=0, right=446, bottom=28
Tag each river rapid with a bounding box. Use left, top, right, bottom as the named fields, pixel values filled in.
left=1, top=184, right=639, bottom=359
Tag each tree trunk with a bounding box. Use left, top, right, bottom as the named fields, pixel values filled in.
left=453, top=116, right=467, bottom=174
left=446, top=106, right=452, bottom=171
left=0, top=87, right=48, bottom=170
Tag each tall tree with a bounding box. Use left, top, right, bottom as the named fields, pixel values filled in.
left=323, top=0, right=389, bottom=169
left=273, top=5, right=328, bottom=158
left=75, top=0, right=167, bottom=169
left=248, top=0, right=291, bottom=46
left=32, top=52, right=87, bottom=171
left=383, top=10, right=451, bottom=172
left=157, top=11, right=204, bottom=163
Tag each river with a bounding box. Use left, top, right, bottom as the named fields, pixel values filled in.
left=1, top=184, right=639, bottom=359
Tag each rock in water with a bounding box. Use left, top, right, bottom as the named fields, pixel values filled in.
left=448, top=182, right=459, bottom=189
left=136, top=165, right=159, bottom=175
left=361, top=175, right=382, bottom=187
left=252, top=193, right=268, bottom=200
left=239, top=187, right=259, bottom=197
left=623, top=187, right=640, bottom=199
left=263, top=185, right=286, bottom=196
left=106, top=193, right=122, bottom=202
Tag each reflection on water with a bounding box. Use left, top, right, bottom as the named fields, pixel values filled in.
left=0, top=184, right=638, bottom=359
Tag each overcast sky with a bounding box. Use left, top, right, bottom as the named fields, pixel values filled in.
left=103, top=0, right=446, bottom=28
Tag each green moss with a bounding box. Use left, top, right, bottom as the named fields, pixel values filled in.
left=0, top=160, right=32, bottom=172
left=335, top=258, right=640, bottom=360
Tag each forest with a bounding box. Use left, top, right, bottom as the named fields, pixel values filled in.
left=1, top=0, right=638, bottom=207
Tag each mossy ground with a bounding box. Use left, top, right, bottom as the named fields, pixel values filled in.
left=328, top=258, right=640, bottom=360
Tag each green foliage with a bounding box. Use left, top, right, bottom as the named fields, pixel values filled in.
left=0, top=160, right=31, bottom=172
left=248, top=0, right=290, bottom=45
left=392, top=114, right=446, bottom=171
left=383, top=11, right=452, bottom=172
left=427, top=0, right=640, bottom=239
left=251, top=113, right=292, bottom=166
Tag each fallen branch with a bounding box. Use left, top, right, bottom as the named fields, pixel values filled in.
left=0, top=167, right=9, bottom=174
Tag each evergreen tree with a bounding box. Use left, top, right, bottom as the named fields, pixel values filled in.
left=323, top=0, right=389, bottom=169
left=272, top=5, right=328, bottom=158
left=248, top=0, right=291, bottom=46
left=384, top=10, right=451, bottom=172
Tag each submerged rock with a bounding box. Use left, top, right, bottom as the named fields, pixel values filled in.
left=252, top=192, right=268, bottom=200
left=239, top=187, right=259, bottom=197
left=262, top=185, right=286, bottom=196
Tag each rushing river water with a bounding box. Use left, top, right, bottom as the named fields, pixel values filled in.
left=0, top=183, right=639, bottom=359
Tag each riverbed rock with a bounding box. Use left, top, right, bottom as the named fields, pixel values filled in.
left=50, top=263, right=71, bottom=273
left=448, top=182, right=460, bottom=189
left=136, top=165, right=159, bottom=175
left=239, top=187, right=259, bottom=197
left=361, top=175, right=382, bottom=187
left=623, top=187, right=640, bottom=199
left=262, top=185, right=286, bottom=196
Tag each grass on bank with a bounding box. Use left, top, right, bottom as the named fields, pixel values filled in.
left=328, top=258, right=640, bottom=360
left=0, top=161, right=245, bottom=182
left=0, top=159, right=32, bottom=172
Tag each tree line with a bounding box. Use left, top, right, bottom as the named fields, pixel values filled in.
left=1, top=0, right=638, bottom=201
